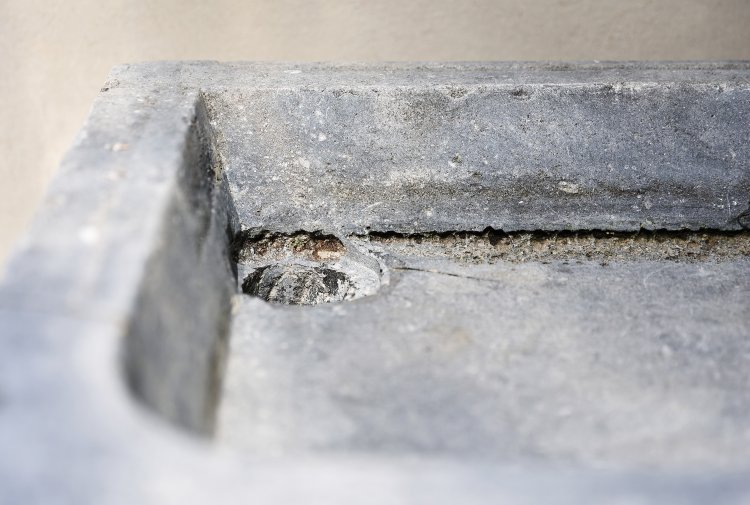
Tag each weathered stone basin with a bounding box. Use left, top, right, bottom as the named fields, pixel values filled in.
left=1, top=62, right=749, bottom=504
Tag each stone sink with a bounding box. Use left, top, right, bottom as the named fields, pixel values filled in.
left=1, top=62, right=749, bottom=504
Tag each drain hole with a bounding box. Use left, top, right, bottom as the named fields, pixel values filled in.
left=242, top=264, right=355, bottom=306
left=234, top=231, right=385, bottom=306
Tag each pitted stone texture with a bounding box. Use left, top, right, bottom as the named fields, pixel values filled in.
left=195, top=62, right=750, bottom=234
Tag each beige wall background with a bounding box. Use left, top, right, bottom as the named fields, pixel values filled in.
left=1, top=0, right=749, bottom=268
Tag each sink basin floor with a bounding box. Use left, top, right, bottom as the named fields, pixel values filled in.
left=218, top=246, right=750, bottom=470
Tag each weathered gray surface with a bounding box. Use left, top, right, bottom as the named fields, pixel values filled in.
left=0, top=62, right=749, bottom=505
left=200, top=62, right=750, bottom=233
left=222, top=248, right=750, bottom=469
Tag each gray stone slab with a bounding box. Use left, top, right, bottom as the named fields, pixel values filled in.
left=221, top=250, right=750, bottom=470
left=198, top=61, right=750, bottom=233
left=0, top=62, right=749, bottom=505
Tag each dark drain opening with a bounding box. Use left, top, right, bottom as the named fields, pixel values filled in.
left=234, top=231, right=385, bottom=306
left=242, top=264, right=355, bottom=306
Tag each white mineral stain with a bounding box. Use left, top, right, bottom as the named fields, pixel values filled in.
left=557, top=181, right=580, bottom=194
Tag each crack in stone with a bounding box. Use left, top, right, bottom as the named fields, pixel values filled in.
left=392, top=266, right=506, bottom=284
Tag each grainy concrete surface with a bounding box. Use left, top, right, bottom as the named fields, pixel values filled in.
left=204, top=63, right=750, bottom=233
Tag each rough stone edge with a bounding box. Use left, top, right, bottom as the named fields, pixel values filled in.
left=0, top=68, right=240, bottom=503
